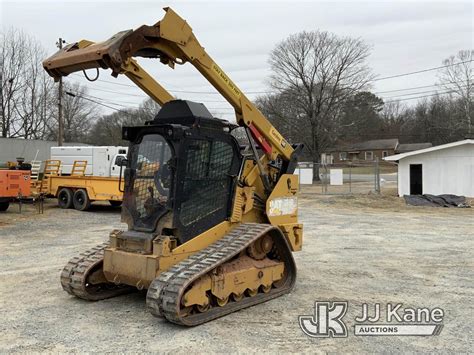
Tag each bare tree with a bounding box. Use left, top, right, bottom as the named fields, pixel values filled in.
left=438, top=50, right=473, bottom=135
left=138, top=98, right=162, bottom=120
left=397, top=94, right=468, bottom=145
left=266, top=30, right=373, bottom=176
left=0, top=28, right=27, bottom=137
left=45, top=82, right=98, bottom=142
left=256, top=90, right=311, bottom=153
left=11, top=41, right=54, bottom=139
left=380, top=100, right=408, bottom=137
left=87, top=98, right=158, bottom=146
left=87, top=111, right=127, bottom=146
left=0, top=28, right=56, bottom=139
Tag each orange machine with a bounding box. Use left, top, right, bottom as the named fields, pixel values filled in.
left=0, top=170, right=31, bottom=211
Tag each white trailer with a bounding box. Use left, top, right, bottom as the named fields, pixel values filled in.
left=50, top=146, right=128, bottom=177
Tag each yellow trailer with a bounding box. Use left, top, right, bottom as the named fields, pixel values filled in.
left=36, top=160, right=123, bottom=211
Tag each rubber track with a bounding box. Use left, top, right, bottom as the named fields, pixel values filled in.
left=60, top=242, right=133, bottom=301
left=146, top=223, right=297, bottom=326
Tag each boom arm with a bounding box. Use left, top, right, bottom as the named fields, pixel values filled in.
left=44, top=38, right=175, bottom=106
left=43, top=7, right=294, bottom=162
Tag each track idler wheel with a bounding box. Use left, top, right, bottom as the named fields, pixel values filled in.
left=247, top=234, right=273, bottom=260
left=61, top=244, right=134, bottom=301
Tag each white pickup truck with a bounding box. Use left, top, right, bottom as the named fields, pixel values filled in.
left=50, top=146, right=128, bottom=177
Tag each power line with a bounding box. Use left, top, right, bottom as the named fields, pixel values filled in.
left=81, top=86, right=146, bottom=97
left=382, top=85, right=467, bottom=99
left=85, top=78, right=466, bottom=98
left=81, top=86, right=232, bottom=109
left=372, top=59, right=473, bottom=82
left=75, top=77, right=468, bottom=107
left=82, top=85, right=233, bottom=103
left=70, top=73, right=269, bottom=94
left=374, top=80, right=465, bottom=94
left=384, top=90, right=456, bottom=103
left=56, top=37, right=66, bottom=146
left=376, top=84, right=439, bottom=94
left=76, top=77, right=466, bottom=106
left=203, top=83, right=464, bottom=107
left=81, top=92, right=141, bottom=107
left=70, top=83, right=234, bottom=112
left=67, top=60, right=473, bottom=111
left=70, top=60, right=473, bottom=96
left=80, top=93, right=133, bottom=109
left=65, top=91, right=124, bottom=111
left=66, top=85, right=459, bottom=119
left=72, top=86, right=461, bottom=113
left=72, top=73, right=464, bottom=109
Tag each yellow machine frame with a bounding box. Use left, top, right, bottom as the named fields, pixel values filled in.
left=43, top=7, right=302, bottom=290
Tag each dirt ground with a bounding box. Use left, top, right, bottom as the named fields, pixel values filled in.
left=0, top=188, right=473, bottom=353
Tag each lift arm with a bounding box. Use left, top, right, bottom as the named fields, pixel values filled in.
left=43, top=7, right=294, bottom=162
left=44, top=38, right=175, bottom=106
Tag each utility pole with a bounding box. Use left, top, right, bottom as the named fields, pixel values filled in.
left=0, top=72, right=3, bottom=137
left=56, top=38, right=65, bottom=145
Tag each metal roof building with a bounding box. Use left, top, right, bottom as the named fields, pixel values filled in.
left=0, top=138, right=86, bottom=165
left=385, top=139, right=474, bottom=197
left=395, top=143, right=433, bottom=154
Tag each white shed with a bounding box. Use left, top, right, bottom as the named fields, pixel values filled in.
left=384, top=139, right=474, bottom=197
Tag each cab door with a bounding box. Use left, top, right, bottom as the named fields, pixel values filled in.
left=173, top=137, right=241, bottom=243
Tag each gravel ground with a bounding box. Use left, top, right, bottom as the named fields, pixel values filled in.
left=0, top=191, right=472, bottom=353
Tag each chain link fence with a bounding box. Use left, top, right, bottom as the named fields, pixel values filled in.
left=297, top=159, right=398, bottom=195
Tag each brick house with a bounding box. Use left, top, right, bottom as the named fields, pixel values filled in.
left=321, top=139, right=433, bottom=164
left=322, top=139, right=399, bottom=164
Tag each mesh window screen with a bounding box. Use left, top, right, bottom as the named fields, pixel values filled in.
left=180, top=140, right=234, bottom=226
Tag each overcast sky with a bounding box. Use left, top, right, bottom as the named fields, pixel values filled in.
left=1, top=0, right=472, bottom=120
